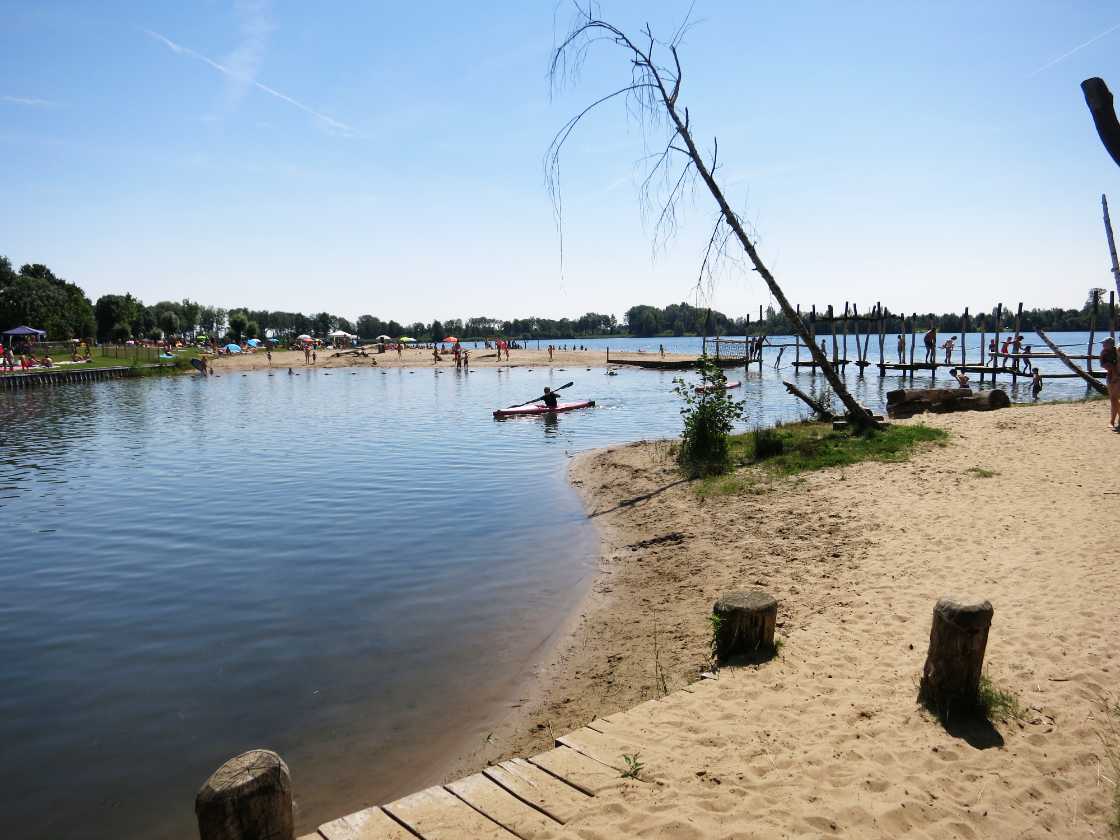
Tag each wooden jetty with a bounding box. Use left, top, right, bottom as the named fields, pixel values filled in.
left=0, top=365, right=137, bottom=391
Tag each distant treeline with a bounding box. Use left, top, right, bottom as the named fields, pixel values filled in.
left=2, top=255, right=1114, bottom=343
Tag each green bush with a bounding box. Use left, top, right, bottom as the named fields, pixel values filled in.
left=672, top=356, right=745, bottom=476
left=751, top=426, right=784, bottom=460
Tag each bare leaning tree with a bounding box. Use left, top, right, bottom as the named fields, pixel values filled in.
left=547, top=6, right=879, bottom=430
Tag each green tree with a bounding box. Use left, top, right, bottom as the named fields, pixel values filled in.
left=111, top=322, right=131, bottom=343
left=228, top=310, right=248, bottom=342
left=430, top=319, right=444, bottom=341
left=672, top=357, right=745, bottom=476
left=95, top=294, right=142, bottom=342
left=158, top=310, right=180, bottom=339
left=245, top=320, right=260, bottom=339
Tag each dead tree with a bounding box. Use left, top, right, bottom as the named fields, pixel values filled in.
left=548, top=5, right=879, bottom=431
left=1082, top=78, right=1120, bottom=169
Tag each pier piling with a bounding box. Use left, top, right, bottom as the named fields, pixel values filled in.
left=195, top=750, right=295, bottom=840
left=918, top=598, right=993, bottom=719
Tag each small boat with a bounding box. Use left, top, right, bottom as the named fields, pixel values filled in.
left=493, top=400, right=596, bottom=419
left=695, top=380, right=742, bottom=393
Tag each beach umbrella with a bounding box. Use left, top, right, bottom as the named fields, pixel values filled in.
left=376, top=334, right=393, bottom=340
left=399, top=336, right=416, bottom=343
left=225, top=343, right=242, bottom=353
left=268, top=337, right=279, bottom=343
left=442, top=336, right=459, bottom=343
left=297, top=334, right=312, bottom=341
left=247, top=338, right=261, bottom=347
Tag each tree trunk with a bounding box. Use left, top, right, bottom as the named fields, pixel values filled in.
left=918, top=598, right=993, bottom=719
left=196, top=750, right=294, bottom=840
left=1035, top=328, right=1108, bottom=395
left=782, top=380, right=835, bottom=420
left=712, top=590, right=777, bottom=662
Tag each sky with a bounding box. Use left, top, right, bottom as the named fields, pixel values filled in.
left=2, top=1, right=1119, bottom=325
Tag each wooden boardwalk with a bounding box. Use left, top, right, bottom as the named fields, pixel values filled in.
left=296, top=678, right=718, bottom=840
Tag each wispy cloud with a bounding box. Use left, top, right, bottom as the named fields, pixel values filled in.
left=2, top=95, right=56, bottom=107
left=223, top=0, right=272, bottom=110
left=144, top=25, right=353, bottom=133
left=1029, top=21, right=1120, bottom=77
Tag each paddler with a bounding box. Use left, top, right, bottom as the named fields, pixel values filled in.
left=541, top=386, right=559, bottom=409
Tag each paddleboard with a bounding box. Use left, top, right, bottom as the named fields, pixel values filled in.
left=695, top=380, right=741, bottom=393
left=493, top=400, right=595, bottom=419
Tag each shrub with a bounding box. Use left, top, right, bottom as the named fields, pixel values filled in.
left=751, top=426, right=784, bottom=460
left=672, top=356, right=744, bottom=476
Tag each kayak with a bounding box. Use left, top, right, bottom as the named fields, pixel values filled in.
left=493, top=400, right=595, bottom=419
left=695, top=381, right=741, bottom=393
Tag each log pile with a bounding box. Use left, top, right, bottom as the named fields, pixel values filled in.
left=886, top=387, right=1009, bottom=419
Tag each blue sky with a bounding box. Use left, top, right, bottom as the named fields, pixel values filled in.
left=2, top=1, right=1119, bottom=324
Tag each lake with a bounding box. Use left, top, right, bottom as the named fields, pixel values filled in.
left=0, top=331, right=1104, bottom=838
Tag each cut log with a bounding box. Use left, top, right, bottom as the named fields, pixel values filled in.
left=1035, top=327, right=1109, bottom=395
left=887, top=387, right=1008, bottom=418
left=886, top=387, right=971, bottom=405
left=918, top=598, right=993, bottom=719
left=196, top=750, right=294, bottom=840
left=781, top=380, right=835, bottom=420
left=928, top=389, right=1010, bottom=413
left=712, top=590, right=778, bottom=662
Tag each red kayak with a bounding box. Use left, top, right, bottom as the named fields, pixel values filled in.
left=695, top=381, right=741, bottom=393
left=493, top=400, right=595, bottom=419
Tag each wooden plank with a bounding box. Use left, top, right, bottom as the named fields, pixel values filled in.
left=318, top=806, right=415, bottom=840
left=528, top=746, right=622, bottom=796
left=556, top=726, right=668, bottom=773
left=385, top=785, right=517, bottom=840
left=447, top=773, right=562, bottom=839
left=298, top=834, right=326, bottom=840
left=483, top=758, right=590, bottom=824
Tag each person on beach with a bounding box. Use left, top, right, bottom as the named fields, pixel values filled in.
left=266, top=347, right=272, bottom=366
left=312, top=350, right=317, bottom=365
left=659, top=344, right=665, bottom=358
left=541, top=386, right=559, bottom=409
left=1031, top=368, right=1043, bottom=399
left=923, top=326, right=936, bottom=364
left=504, top=342, right=510, bottom=361
left=548, top=344, right=554, bottom=361
left=2, top=346, right=13, bottom=371
left=949, top=367, right=969, bottom=388
left=896, top=334, right=906, bottom=364
left=1100, top=336, right=1119, bottom=429
left=462, top=349, right=469, bottom=368
left=455, top=350, right=462, bottom=369
left=432, top=346, right=441, bottom=364
left=304, top=344, right=311, bottom=365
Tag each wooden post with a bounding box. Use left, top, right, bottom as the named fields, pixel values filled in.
left=908, top=313, right=916, bottom=383
left=794, top=305, right=801, bottom=369
left=851, top=304, right=861, bottom=374
left=978, top=315, right=986, bottom=384
left=918, top=597, right=993, bottom=719
left=1089, top=291, right=1099, bottom=373
left=842, top=302, right=850, bottom=368
left=196, top=750, right=295, bottom=840
left=993, top=303, right=1003, bottom=379
left=1112, top=290, right=1117, bottom=340
left=829, top=305, right=838, bottom=365
left=712, top=590, right=778, bottom=662
left=1011, top=302, right=1023, bottom=386
left=961, top=307, right=968, bottom=369
left=877, top=303, right=885, bottom=369
left=810, top=305, right=817, bottom=372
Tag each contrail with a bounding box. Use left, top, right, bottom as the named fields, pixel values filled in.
left=1, top=95, right=54, bottom=106
left=1029, top=20, right=1120, bottom=77
left=144, top=28, right=353, bottom=133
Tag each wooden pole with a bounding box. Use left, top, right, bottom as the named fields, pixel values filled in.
left=908, top=313, right=916, bottom=383
left=1037, top=328, right=1108, bottom=394
left=993, top=303, right=1003, bottom=379
left=961, top=307, right=968, bottom=369
left=810, top=305, right=817, bottom=372
left=713, top=591, right=778, bottom=662
left=794, top=305, right=801, bottom=368
left=1011, top=302, right=1023, bottom=386
left=877, top=303, right=885, bottom=370
left=829, top=305, right=838, bottom=365
left=979, top=315, right=986, bottom=384
left=842, top=302, right=850, bottom=367
left=1104, top=194, right=1120, bottom=297
left=196, top=750, right=295, bottom=840
left=1089, top=291, right=1099, bottom=373
left=1112, top=290, right=1117, bottom=340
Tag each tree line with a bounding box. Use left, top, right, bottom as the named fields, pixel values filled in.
left=2, top=255, right=1113, bottom=344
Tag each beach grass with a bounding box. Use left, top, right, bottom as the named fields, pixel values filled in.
left=695, top=422, right=947, bottom=496
left=978, top=673, right=1026, bottom=722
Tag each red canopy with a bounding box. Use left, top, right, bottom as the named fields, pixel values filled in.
left=443, top=336, right=459, bottom=343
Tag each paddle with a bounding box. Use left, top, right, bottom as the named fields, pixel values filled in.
left=506, top=381, right=574, bottom=409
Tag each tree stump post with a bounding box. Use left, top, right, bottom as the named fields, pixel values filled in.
left=196, top=749, right=295, bottom=840
left=712, top=590, right=778, bottom=662
left=918, top=597, right=993, bottom=718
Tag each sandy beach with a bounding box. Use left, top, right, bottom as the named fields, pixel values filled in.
left=429, top=399, right=1118, bottom=838
left=208, top=346, right=696, bottom=373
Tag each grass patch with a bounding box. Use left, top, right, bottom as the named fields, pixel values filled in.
left=693, top=421, right=947, bottom=497
left=966, top=467, right=999, bottom=478
left=978, top=673, right=1026, bottom=722
left=620, top=752, right=645, bottom=780
left=1101, top=697, right=1120, bottom=836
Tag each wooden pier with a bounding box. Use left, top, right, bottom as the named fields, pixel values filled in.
left=0, top=363, right=179, bottom=391
left=293, top=678, right=722, bottom=840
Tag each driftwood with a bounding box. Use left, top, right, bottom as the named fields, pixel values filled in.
left=782, top=380, right=835, bottom=420
left=330, top=349, right=369, bottom=358
left=1035, top=327, right=1108, bottom=395
left=918, top=597, right=993, bottom=719
left=712, top=591, right=777, bottom=662
left=886, top=387, right=1009, bottom=418
left=196, top=750, right=294, bottom=840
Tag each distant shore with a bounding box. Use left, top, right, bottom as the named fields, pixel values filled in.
left=426, top=399, right=1117, bottom=837
left=208, top=346, right=698, bottom=373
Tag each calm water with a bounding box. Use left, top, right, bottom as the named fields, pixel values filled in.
left=0, top=332, right=1101, bottom=839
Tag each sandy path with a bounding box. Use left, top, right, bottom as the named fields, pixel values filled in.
left=465, top=400, right=1118, bottom=838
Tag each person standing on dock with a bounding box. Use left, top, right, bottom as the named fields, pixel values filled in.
left=942, top=336, right=956, bottom=365
left=1100, top=336, right=1119, bottom=429
left=923, top=326, right=936, bottom=364
left=1011, top=335, right=1024, bottom=372
left=896, top=333, right=906, bottom=364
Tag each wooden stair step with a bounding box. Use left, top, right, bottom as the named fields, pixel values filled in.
left=385, top=785, right=517, bottom=839
left=483, top=758, right=591, bottom=824
left=447, top=773, right=564, bottom=839
left=527, top=746, right=623, bottom=796
left=318, top=805, right=415, bottom=839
